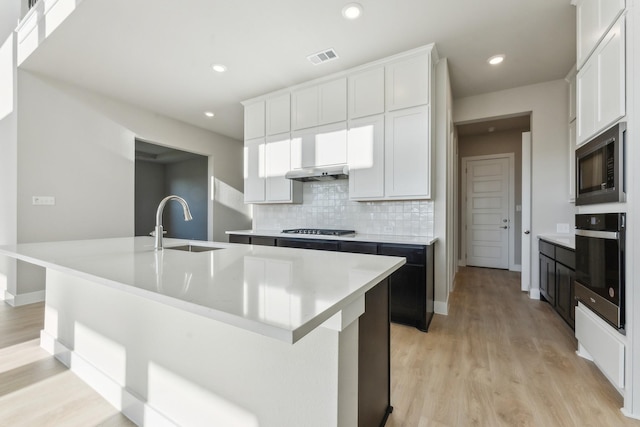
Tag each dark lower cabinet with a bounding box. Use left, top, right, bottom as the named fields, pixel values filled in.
left=276, top=238, right=340, bottom=251
left=539, top=254, right=555, bottom=305
left=555, top=262, right=575, bottom=328
left=538, top=239, right=576, bottom=329
left=229, top=233, right=435, bottom=332
left=229, top=234, right=251, bottom=244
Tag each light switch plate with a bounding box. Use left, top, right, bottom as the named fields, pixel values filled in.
left=556, top=223, right=570, bottom=233
left=32, top=196, right=55, bottom=206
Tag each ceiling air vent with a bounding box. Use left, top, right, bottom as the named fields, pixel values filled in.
left=307, top=48, right=339, bottom=65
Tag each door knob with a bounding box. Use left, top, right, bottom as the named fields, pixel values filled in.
left=524, top=230, right=530, bottom=235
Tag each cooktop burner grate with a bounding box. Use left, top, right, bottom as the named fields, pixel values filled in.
left=282, top=228, right=356, bottom=236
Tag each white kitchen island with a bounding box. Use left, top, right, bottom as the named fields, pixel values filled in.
left=0, top=237, right=404, bottom=427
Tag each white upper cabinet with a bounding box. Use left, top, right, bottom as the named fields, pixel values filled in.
left=243, top=137, right=266, bottom=203
left=292, top=78, right=347, bottom=130
left=348, top=115, right=385, bottom=200
left=577, top=16, right=625, bottom=145
left=385, top=53, right=430, bottom=112
left=385, top=105, right=430, bottom=199
left=569, top=120, right=577, bottom=203
left=291, top=122, right=348, bottom=169
left=291, top=86, right=318, bottom=130
left=348, top=67, right=384, bottom=119
left=566, top=65, right=577, bottom=123
left=266, top=93, right=291, bottom=135
left=244, top=101, right=265, bottom=140
left=319, top=78, right=347, bottom=125
left=576, top=0, right=625, bottom=68
left=265, top=133, right=301, bottom=203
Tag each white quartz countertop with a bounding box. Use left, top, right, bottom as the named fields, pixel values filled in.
left=0, top=237, right=405, bottom=343
left=226, top=229, right=438, bottom=246
left=538, top=233, right=575, bottom=250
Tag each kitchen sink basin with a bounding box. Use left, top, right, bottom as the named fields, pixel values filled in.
left=166, top=244, right=223, bottom=252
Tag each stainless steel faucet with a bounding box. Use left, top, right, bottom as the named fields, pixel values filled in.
left=153, top=195, right=193, bottom=250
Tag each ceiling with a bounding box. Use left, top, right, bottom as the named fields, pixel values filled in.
left=20, top=0, right=576, bottom=141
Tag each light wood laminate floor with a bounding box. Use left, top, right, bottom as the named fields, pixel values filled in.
left=388, top=267, right=640, bottom=426
left=2, top=267, right=639, bottom=426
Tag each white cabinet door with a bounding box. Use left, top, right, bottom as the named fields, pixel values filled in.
left=291, top=86, right=318, bottom=130
left=385, top=53, right=430, bottom=112
left=348, top=115, right=384, bottom=200
left=292, top=78, right=347, bottom=130
left=567, top=66, right=577, bottom=122
left=348, top=67, right=384, bottom=119
left=318, top=78, right=347, bottom=125
left=577, top=58, right=597, bottom=145
left=291, top=122, right=348, bottom=169
left=244, top=101, right=265, bottom=140
left=598, top=17, right=625, bottom=132
left=385, top=106, right=430, bottom=199
left=569, top=120, right=577, bottom=203
left=576, top=0, right=625, bottom=68
left=577, top=16, right=625, bottom=145
left=265, top=133, right=300, bottom=202
left=244, top=137, right=265, bottom=203
left=266, top=93, right=291, bottom=135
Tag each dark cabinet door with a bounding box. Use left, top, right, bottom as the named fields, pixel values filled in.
left=556, top=262, right=575, bottom=328
left=387, top=264, right=425, bottom=328
left=378, top=244, right=428, bottom=331
left=539, top=254, right=555, bottom=305
left=229, top=234, right=250, bottom=244
left=251, top=236, right=276, bottom=246
left=339, top=241, right=378, bottom=254
left=276, top=238, right=340, bottom=251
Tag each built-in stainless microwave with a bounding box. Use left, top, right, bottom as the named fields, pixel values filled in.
left=575, top=122, right=625, bottom=206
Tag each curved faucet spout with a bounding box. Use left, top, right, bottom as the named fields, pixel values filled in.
left=154, top=195, right=193, bottom=250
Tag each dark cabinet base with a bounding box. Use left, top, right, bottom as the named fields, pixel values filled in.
left=538, top=239, right=576, bottom=329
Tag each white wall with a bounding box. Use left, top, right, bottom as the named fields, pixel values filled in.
left=454, top=79, right=573, bottom=297
left=4, top=70, right=250, bottom=301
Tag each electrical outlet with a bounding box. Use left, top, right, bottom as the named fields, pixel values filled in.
left=32, top=196, right=55, bottom=206
left=556, top=223, right=570, bottom=233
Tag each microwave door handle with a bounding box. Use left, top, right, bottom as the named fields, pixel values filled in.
left=575, top=229, right=619, bottom=239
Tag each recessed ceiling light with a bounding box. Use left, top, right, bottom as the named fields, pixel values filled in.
left=204, top=111, right=215, bottom=118
left=211, top=64, right=227, bottom=73
left=488, top=54, right=505, bottom=65
left=342, top=3, right=363, bottom=20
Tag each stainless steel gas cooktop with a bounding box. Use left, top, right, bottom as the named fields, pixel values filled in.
left=282, top=228, right=356, bottom=236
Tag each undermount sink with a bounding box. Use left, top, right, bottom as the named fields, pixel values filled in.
left=166, top=244, right=223, bottom=253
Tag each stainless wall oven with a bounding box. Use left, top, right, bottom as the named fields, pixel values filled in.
left=574, top=213, right=625, bottom=330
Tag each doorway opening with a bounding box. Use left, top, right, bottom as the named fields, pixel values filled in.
left=456, top=114, right=530, bottom=271
left=135, top=139, right=208, bottom=240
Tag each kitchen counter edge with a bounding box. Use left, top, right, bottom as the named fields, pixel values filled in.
left=226, top=230, right=438, bottom=246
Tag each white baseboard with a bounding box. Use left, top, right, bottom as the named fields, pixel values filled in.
left=529, top=288, right=540, bottom=300
left=3, top=290, right=45, bottom=306
left=40, top=330, right=176, bottom=427
left=510, top=264, right=522, bottom=272
left=434, top=300, right=448, bottom=315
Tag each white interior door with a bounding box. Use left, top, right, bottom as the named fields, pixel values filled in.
left=466, top=157, right=510, bottom=269
left=521, top=132, right=532, bottom=291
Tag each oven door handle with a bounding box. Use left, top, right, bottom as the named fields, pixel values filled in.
left=575, top=229, right=619, bottom=239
